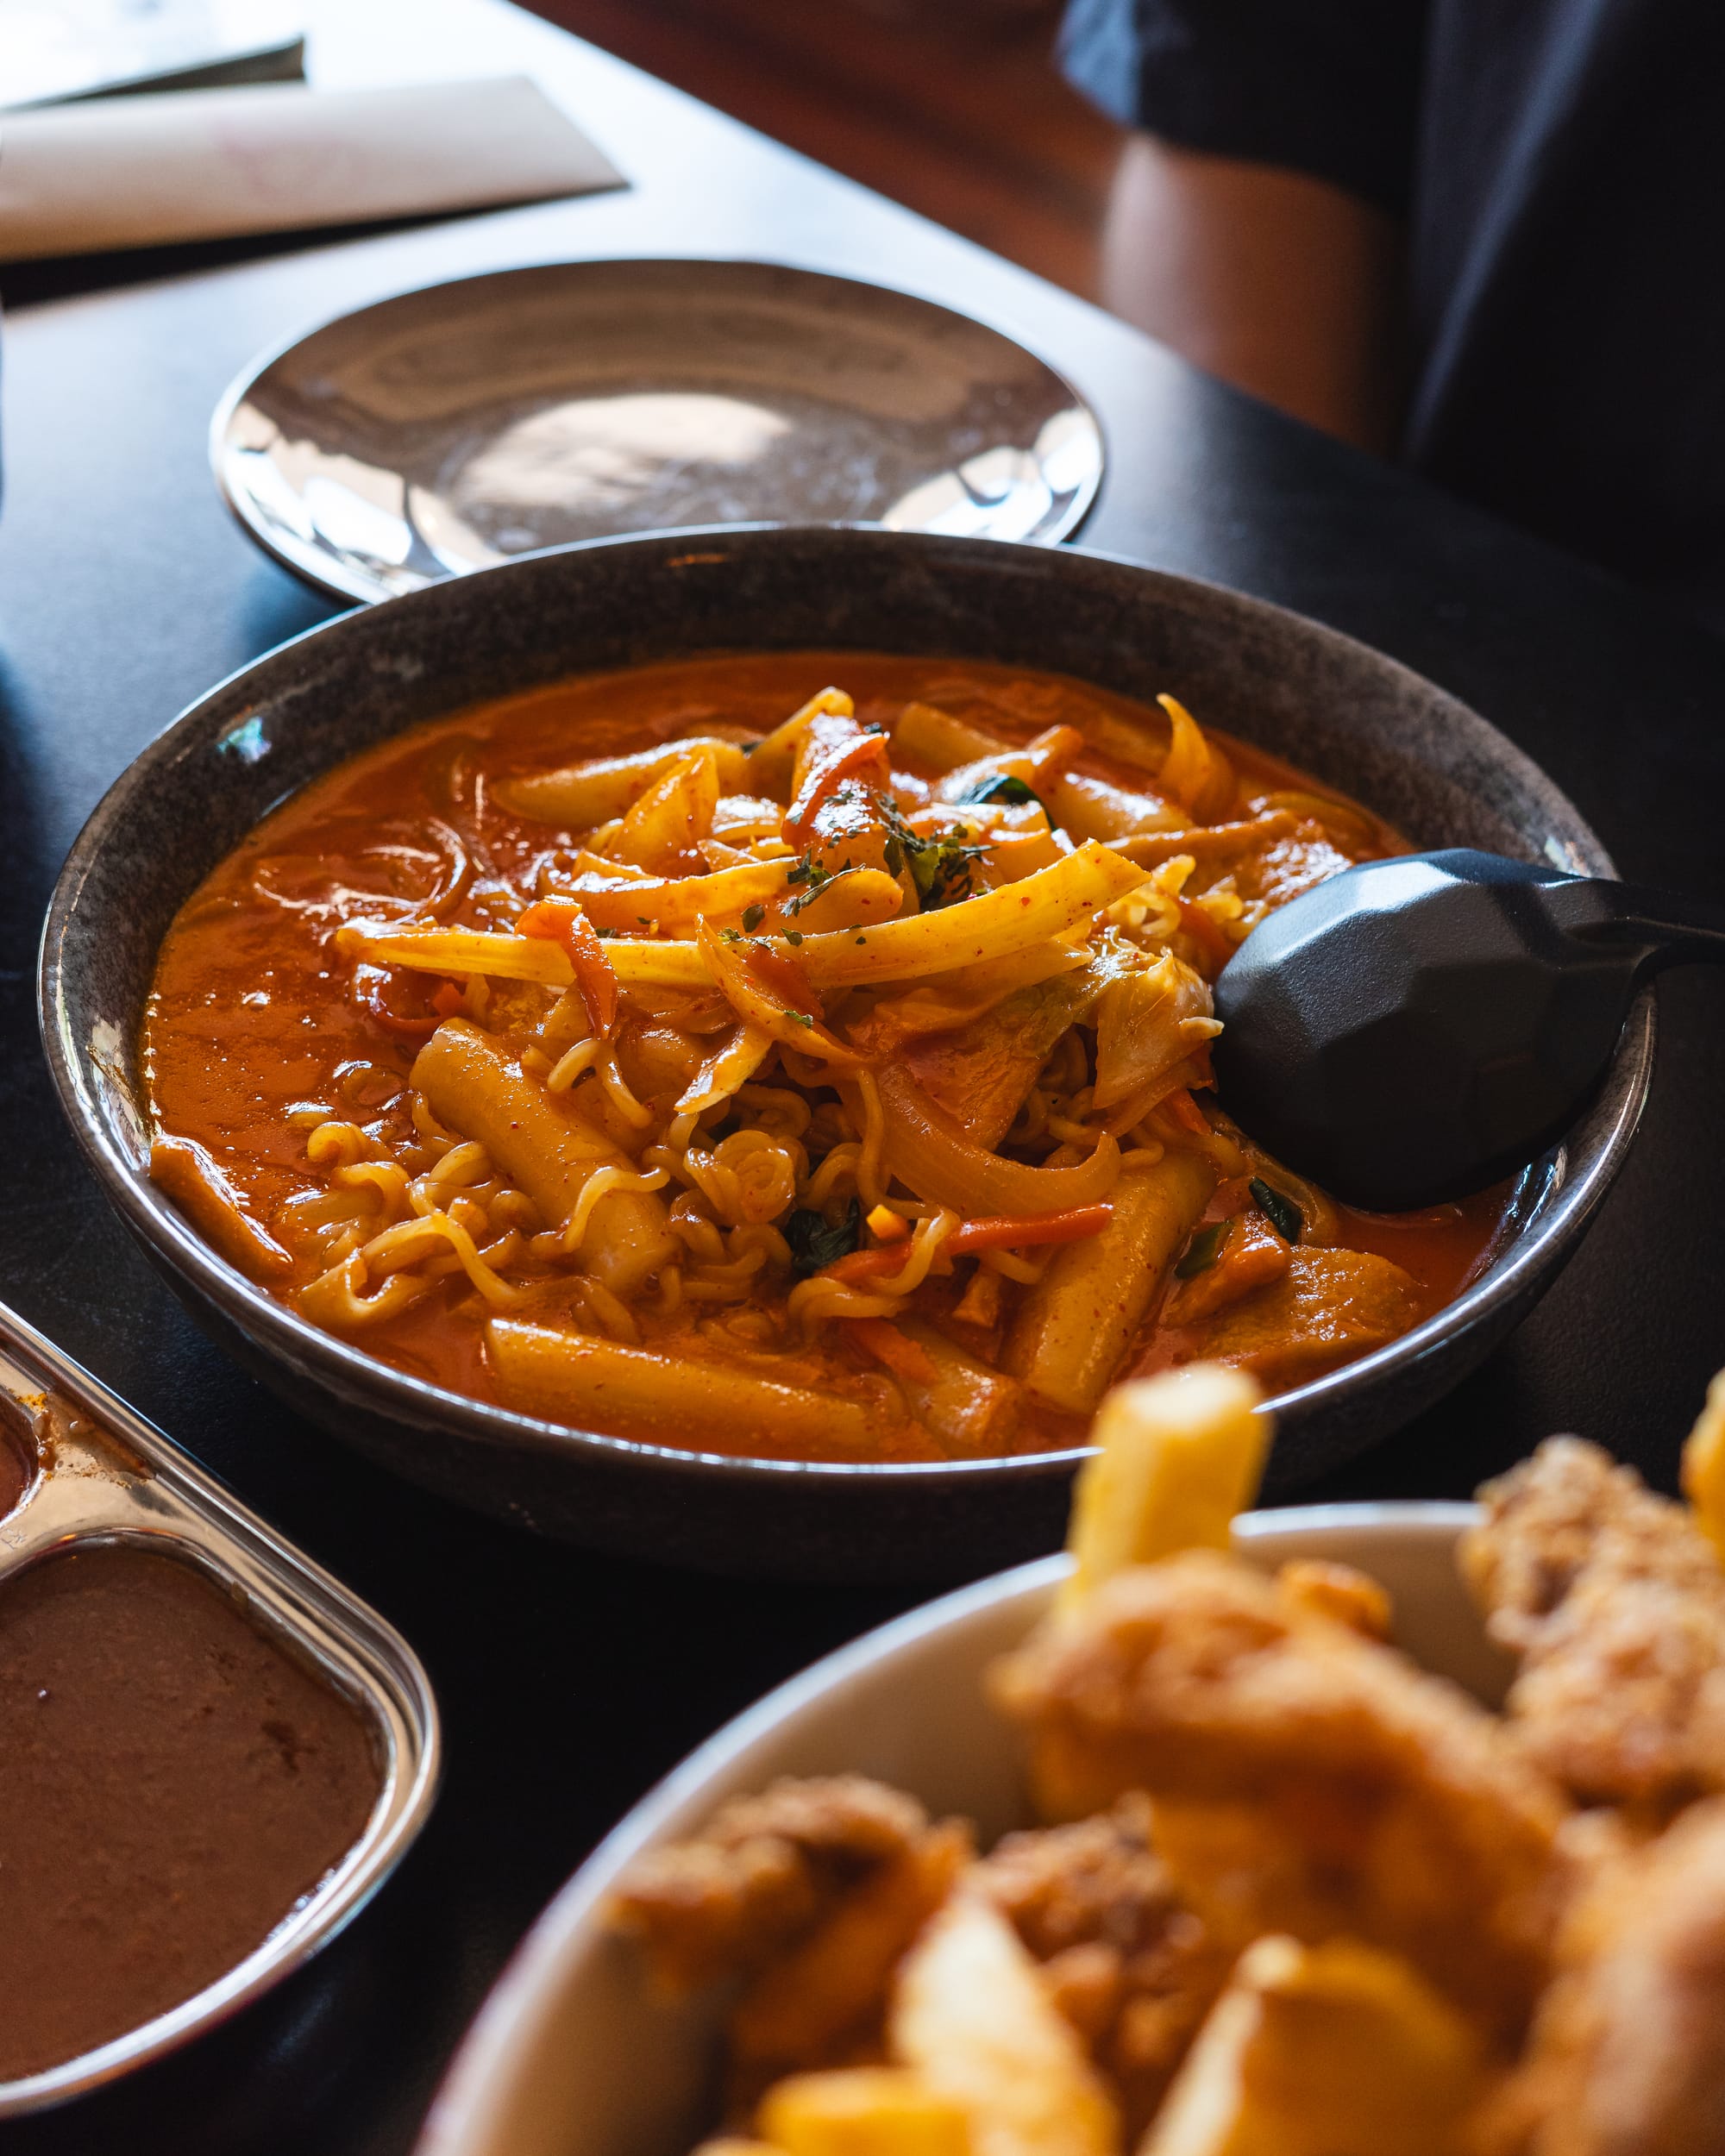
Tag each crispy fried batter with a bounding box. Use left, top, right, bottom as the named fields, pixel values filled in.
left=1463, top=1438, right=1725, bottom=1816
left=606, top=1775, right=931, bottom=1990
left=990, top=1551, right=1571, bottom=2039
left=1485, top=1796, right=1725, bottom=2155
left=1277, top=1558, right=1394, bottom=1639
left=972, top=1794, right=1231, bottom=2136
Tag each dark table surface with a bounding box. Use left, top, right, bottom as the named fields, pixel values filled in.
left=3, top=3, right=1724, bottom=2149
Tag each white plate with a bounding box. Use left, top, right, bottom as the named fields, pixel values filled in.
left=212, top=259, right=1105, bottom=605
left=417, top=1502, right=1502, bottom=2156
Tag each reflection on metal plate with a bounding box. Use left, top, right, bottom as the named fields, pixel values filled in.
left=210, top=260, right=1105, bottom=605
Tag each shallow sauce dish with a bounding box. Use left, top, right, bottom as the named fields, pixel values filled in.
left=41, top=529, right=1651, bottom=1579
left=413, top=1502, right=1501, bottom=2156
left=0, top=1301, right=438, bottom=2117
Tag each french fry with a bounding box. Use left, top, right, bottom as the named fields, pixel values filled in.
left=757, top=2070, right=972, bottom=2156
left=1142, top=1934, right=1487, bottom=2156
left=1681, top=1363, right=1725, bottom=1561
left=1059, top=1366, right=1270, bottom=1614
left=889, top=1894, right=1120, bottom=2156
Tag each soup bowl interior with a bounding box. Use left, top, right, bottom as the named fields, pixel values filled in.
left=414, top=1502, right=1501, bottom=2156
left=40, top=527, right=1651, bottom=1580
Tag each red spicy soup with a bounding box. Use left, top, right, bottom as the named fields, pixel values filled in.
left=144, top=654, right=1505, bottom=1465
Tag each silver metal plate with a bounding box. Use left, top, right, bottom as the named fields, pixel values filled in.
left=0, top=1300, right=440, bottom=2118
left=210, top=259, right=1106, bottom=605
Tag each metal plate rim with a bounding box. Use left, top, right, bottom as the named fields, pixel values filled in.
left=209, top=254, right=1107, bottom=606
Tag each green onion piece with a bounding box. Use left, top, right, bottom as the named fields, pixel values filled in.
left=1250, top=1178, right=1303, bottom=1244
left=1174, top=1220, right=1232, bottom=1279
left=788, top=1011, right=814, bottom=1028
left=956, top=772, right=1050, bottom=818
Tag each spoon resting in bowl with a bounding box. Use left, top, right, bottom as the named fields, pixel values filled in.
left=1211, top=848, right=1725, bottom=1211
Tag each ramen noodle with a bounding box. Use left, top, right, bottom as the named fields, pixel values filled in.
left=143, top=655, right=1505, bottom=1463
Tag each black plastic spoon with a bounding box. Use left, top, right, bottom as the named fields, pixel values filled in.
left=1210, top=848, right=1725, bottom=1212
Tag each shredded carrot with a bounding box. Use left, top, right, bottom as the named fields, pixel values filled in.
left=1162, top=1087, right=1213, bottom=1138
left=745, top=936, right=817, bottom=1010
left=517, top=898, right=620, bottom=1037
left=431, top=981, right=467, bottom=1018
left=825, top=1202, right=1112, bottom=1285
left=781, top=716, right=890, bottom=845
left=946, top=1204, right=1113, bottom=1254
left=845, top=1317, right=940, bottom=1386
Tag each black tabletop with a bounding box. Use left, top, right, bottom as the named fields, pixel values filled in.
left=3, top=4, right=1723, bottom=2149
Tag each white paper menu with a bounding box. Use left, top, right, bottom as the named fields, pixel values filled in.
left=0, top=74, right=625, bottom=262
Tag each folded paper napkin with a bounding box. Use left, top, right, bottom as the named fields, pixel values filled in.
left=0, top=74, right=624, bottom=262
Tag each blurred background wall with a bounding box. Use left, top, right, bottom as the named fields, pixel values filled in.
left=525, top=0, right=1126, bottom=298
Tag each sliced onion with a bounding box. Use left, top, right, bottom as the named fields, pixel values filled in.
left=874, top=1063, right=1120, bottom=1217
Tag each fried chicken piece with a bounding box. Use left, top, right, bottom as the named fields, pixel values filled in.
left=972, top=1794, right=1231, bottom=2136
left=990, top=1551, right=1571, bottom=2040
left=1277, top=1558, right=1393, bottom=1639
left=606, top=1775, right=932, bottom=1990
left=1463, top=1438, right=1725, bottom=1816
left=610, top=1776, right=973, bottom=2124
left=1484, top=1796, right=1725, bottom=2155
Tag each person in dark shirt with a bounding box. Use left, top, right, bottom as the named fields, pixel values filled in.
left=1060, top=0, right=1725, bottom=637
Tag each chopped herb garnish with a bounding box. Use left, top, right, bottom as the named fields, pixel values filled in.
left=784, top=930, right=804, bottom=945
left=909, top=836, right=986, bottom=908
left=637, top=915, right=651, bottom=924
left=785, top=856, right=812, bottom=887
left=740, top=902, right=766, bottom=932
left=1175, top=1220, right=1232, bottom=1280
left=878, top=797, right=983, bottom=909
left=720, top=926, right=743, bottom=943
left=1250, top=1178, right=1303, bottom=1244
left=590, top=925, right=617, bottom=939
left=855, top=935, right=867, bottom=945
left=788, top=1010, right=814, bottom=1028
left=786, top=1199, right=862, bottom=1277
left=785, top=862, right=841, bottom=917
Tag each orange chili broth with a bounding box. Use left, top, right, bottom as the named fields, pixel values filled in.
left=143, top=652, right=1508, bottom=1456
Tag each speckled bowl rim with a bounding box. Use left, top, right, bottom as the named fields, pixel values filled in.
left=38, top=527, right=1654, bottom=1499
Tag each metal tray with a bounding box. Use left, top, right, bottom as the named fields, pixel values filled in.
left=0, top=1300, right=441, bottom=2118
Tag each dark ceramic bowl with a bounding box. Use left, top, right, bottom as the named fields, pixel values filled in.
left=40, top=528, right=1652, bottom=1582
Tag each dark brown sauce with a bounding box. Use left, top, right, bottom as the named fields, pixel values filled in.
left=0, top=1544, right=381, bottom=2082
